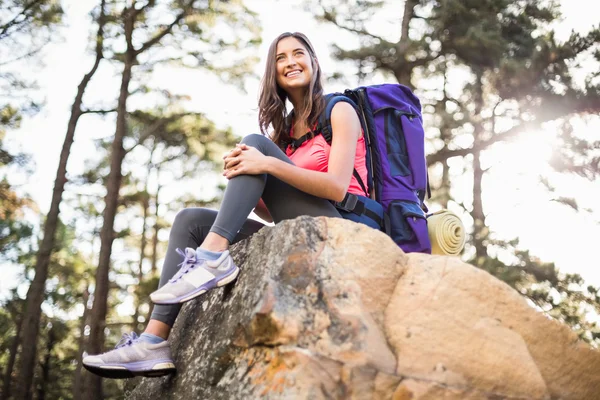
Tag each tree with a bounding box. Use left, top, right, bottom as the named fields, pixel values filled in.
left=0, top=0, right=63, bottom=134
left=0, top=291, right=25, bottom=400
left=0, top=0, right=63, bottom=267
left=83, top=3, right=260, bottom=395
left=422, top=0, right=600, bottom=260
left=313, top=0, right=600, bottom=343
left=15, top=1, right=110, bottom=397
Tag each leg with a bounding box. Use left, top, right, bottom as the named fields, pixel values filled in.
left=150, top=135, right=341, bottom=311
left=209, top=133, right=341, bottom=243
left=82, top=209, right=263, bottom=379
left=82, top=135, right=339, bottom=379
left=148, top=208, right=264, bottom=337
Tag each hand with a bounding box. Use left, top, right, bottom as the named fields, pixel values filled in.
left=223, top=144, right=268, bottom=179
left=222, top=144, right=244, bottom=170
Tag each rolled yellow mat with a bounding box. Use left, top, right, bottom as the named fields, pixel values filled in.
left=427, top=209, right=466, bottom=256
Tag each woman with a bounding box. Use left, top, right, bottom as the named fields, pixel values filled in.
left=82, top=32, right=384, bottom=379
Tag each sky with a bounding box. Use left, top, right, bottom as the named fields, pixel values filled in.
left=2, top=0, right=600, bottom=300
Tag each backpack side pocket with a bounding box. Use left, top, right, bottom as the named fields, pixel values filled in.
left=383, top=109, right=411, bottom=177
left=388, top=200, right=431, bottom=254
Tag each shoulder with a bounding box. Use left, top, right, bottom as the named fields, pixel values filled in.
left=330, top=101, right=361, bottom=136
left=330, top=100, right=357, bottom=117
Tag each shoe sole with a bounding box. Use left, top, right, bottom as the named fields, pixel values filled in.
left=151, top=266, right=240, bottom=305
left=83, top=361, right=176, bottom=379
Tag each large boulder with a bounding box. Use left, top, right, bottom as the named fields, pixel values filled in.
left=125, top=216, right=600, bottom=400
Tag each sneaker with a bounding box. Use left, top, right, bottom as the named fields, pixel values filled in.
left=150, top=247, right=239, bottom=305
left=82, top=332, right=175, bottom=379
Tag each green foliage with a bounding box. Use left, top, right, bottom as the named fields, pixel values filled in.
left=314, top=0, right=600, bottom=343
left=476, top=240, right=600, bottom=347
left=0, top=0, right=64, bottom=135
left=128, top=108, right=238, bottom=162
left=0, top=178, right=34, bottom=260
left=101, top=0, right=261, bottom=91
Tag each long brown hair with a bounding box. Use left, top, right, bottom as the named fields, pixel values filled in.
left=258, top=32, right=326, bottom=148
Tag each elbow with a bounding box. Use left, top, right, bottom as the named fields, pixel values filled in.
left=331, top=184, right=347, bottom=203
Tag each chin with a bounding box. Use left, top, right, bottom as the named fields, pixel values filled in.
left=286, top=80, right=309, bottom=90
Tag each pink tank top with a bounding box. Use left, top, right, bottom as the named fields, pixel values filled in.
left=285, top=131, right=368, bottom=197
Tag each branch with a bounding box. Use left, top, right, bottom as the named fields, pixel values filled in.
left=123, top=119, right=165, bottom=154
left=133, top=0, right=155, bottom=18
left=427, top=121, right=537, bottom=166
left=80, top=109, right=117, bottom=115
left=400, top=0, right=417, bottom=45
left=0, top=0, right=44, bottom=39
left=93, top=0, right=107, bottom=59
left=135, top=4, right=191, bottom=56
left=319, top=9, right=387, bottom=43
left=0, top=40, right=48, bottom=66
left=490, top=100, right=503, bottom=135
left=123, top=6, right=135, bottom=51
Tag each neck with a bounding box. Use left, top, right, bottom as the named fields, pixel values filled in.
left=288, top=89, right=304, bottom=113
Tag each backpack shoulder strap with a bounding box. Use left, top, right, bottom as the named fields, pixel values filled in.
left=318, top=94, right=368, bottom=196
left=318, top=93, right=360, bottom=143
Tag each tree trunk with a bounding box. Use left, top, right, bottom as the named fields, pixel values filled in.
left=72, top=287, right=89, bottom=400
left=36, top=326, right=56, bottom=400
left=85, top=9, right=135, bottom=397
left=15, top=3, right=106, bottom=398
left=1, top=315, right=23, bottom=400
left=440, top=158, right=450, bottom=209
left=151, top=182, right=162, bottom=275
left=394, top=0, right=419, bottom=88
left=146, top=180, right=161, bottom=323
left=471, top=70, right=488, bottom=264
left=132, top=192, right=149, bottom=332
left=472, top=148, right=487, bottom=263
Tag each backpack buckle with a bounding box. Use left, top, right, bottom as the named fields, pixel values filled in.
left=335, top=193, right=359, bottom=213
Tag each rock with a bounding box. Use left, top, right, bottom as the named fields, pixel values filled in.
left=385, top=253, right=600, bottom=400
left=125, top=217, right=600, bottom=400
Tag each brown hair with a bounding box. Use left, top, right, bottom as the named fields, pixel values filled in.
left=258, top=32, right=326, bottom=147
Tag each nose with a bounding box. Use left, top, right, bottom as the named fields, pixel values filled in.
left=285, top=56, right=297, bottom=68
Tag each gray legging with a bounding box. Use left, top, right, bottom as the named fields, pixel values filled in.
left=151, top=133, right=342, bottom=326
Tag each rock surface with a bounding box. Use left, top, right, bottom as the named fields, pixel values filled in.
left=125, top=216, right=600, bottom=400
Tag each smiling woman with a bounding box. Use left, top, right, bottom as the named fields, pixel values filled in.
left=82, top=31, right=378, bottom=379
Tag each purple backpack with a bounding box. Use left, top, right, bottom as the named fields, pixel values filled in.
left=318, top=84, right=432, bottom=254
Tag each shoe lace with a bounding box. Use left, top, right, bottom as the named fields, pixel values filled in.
left=115, top=332, right=139, bottom=349
left=169, top=247, right=200, bottom=283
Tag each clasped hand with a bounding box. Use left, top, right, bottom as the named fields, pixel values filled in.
left=222, top=143, right=267, bottom=179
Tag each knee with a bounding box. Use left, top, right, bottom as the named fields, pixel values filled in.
left=241, top=133, right=270, bottom=148
left=172, top=208, right=217, bottom=229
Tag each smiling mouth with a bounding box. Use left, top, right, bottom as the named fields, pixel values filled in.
left=285, top=70, right=302, bottom=77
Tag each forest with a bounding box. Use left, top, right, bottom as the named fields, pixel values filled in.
left=1, top=0, right=599, bottom=399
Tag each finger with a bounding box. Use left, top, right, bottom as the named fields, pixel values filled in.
left=224, top=167, right=241, bottom=179
left=226, top=147, right=240, bottom=157
left=224, top=154, right=240, bottom=163
left=236, top=143, right=250, bottom=150
left=224, top=158, right=236, bottom=170
left=225, top=159, right=240, bottom=170
left=226, top=149, right=241, bottom=159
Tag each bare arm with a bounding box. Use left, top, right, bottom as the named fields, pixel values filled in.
left=223, top=102, right=361, bottom=202
left=264, top=102, right=361, bottom=202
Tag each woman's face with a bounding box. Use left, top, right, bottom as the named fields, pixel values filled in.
left=275, top=36, right=315, bottom=94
